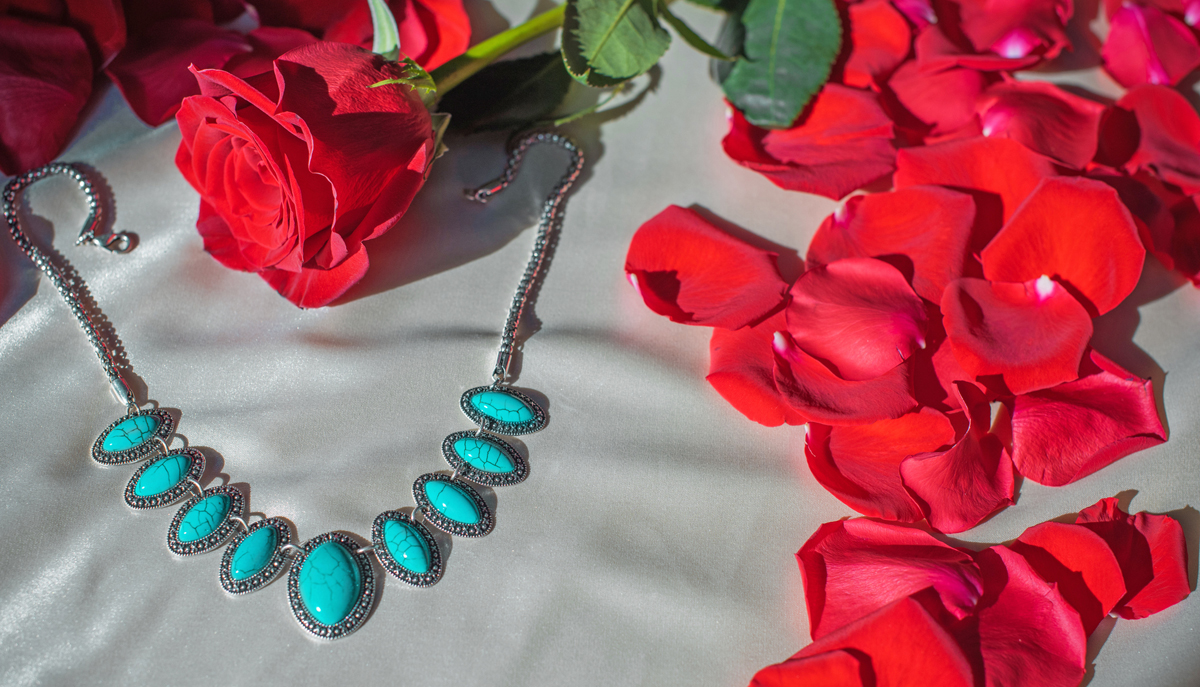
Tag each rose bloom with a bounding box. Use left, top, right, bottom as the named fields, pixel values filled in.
left=175, top=41, right=434, bottom=307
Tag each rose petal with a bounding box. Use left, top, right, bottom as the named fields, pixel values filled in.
left=1171, top=194, right=1200, bottom=284
left=1075, top=498, right=1191, bottom=619
left=893, top=0, right=938, bottom=27
left=1121, top=84, right=1200, bottom=195
left=980, top=177, right=1144, bottom=316
left=914, top=24, right=1042, bottom=71
left=1010, top=522, right=1127, bottom=634
left=973, top=546, right=1087, bottom=687
left=1089, top=174, right=1176, bottom=270
left=707, top=312, right=808, bottom=427
left=975, top=81, right=1105, bottom=169
left=223, top=27, right=319, bottom=78
left=799, top=519, right=984, bottom=639
left=900, top=382, right=1015, bottom=533
left=807, top=185, right=978, bottom=302
left=723, top=85, right=896, bottom=200
left=1102, top=3, right=1200, bottom=88
left=889, top=60, right=989, bottom=134
left=955, top=0, right=1072, bottom=59
left=941, top=277, right=1092, bottom=394
left=625, top=205, right=789, bottom=329
left=748, top=649, right=866, bottom=687
left=1009, top=350, right=1166, bottom=486
left=774, top=332, right=918, bottom=424
left=261, top=243, right=370, bottom=308
left=841, top=0, right=912, bottom=89
left=321, top=0, right=472, bottom=70
left=805, top=408, right=956, bottom=522
left=785, top=258, right=929, bottom=381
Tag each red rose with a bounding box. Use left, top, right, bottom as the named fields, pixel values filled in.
left=174, top=41, right=434, bottom=307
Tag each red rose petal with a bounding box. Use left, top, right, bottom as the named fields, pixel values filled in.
left=981, top=177, right=1144, bottom=316
left=975, top=81, right=1105, bottom=169
left=1010, top=521, right=1127, bottom=634
left=806, top=408, right=955, bottom=521
left=893, top=0, right=938, bottom=27
left=723, top=85, right=896, bottom=200
left=707, top=312, right=809, bottom=427
left=799, top=519, right=984, bottom=639
left=955, top=0, right=1072, bottom=59
left=1009, top=350, right=1166, bottom=486
left=1089, top=174, right=1176, bottom=270
left=941, top=277, right=1092, bottom=394
left=973, top=546, right=1087, bottom=687
left=1102, top=3, right=1200, bottom=88
left=900, top=382, right=1015, bottom=533
left=889, top=60, right=988, bottom=134
left=1121, top=84, right=1200, bottom=195
left=785, top=258, right=929, bottom=381
left=792, top=593, right=976, bottom=687
left=262, top=244, right=371, bottom=308
left=1172, top=195, right=1200, bottom=283
left=774, top=332, right=918, bottom=424
left=914, top=24, right=1042, bottom=72
left=1076, top=498, right=1191, bottom=619
left=625, top=205, right=789, bottom=329
left=841, top=0, right=912, bottom=89
left=321, top=0, right=472, bottom=70
left=807, top=185, right=978, bottom=302
left=748, top=649, right=866, bottom=687
left=223, top=27, right=319, bottom=78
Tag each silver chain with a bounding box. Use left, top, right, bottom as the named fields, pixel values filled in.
left=465, top=131, right=585, bottom=384
left=3, top=163, right=137, bottom=409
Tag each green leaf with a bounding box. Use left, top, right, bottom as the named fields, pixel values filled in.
left=370, top=57, right=438, bottom=108
left=562, top=0, right=672, bottom=87
left=709, top=0, right=749, bottom=82
left=437, top=52, right=573, bottom=132
left=720, top=0, right=841, bottom=128
left=682, top=0, right=746, bottom=10
left=368, top=0, right=401, bottom=60
left=659, top=5, right=735, bottom=60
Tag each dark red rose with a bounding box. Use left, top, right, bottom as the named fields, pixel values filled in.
left=174, top=41, right=434, bottom=307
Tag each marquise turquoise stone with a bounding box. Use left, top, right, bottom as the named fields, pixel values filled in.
left=178, top=494, right=230, bottom=543
left=102, top=415, right=160, bottom=452
left=470, top=391, right=534, bottom=424
left=454, top=436, right=516, bottom=473
left=134, top=453, right=191, bottom=497
left=231, top=527, right=278, bottom=580
left=299, top=542, right=361, bottom=626
left=383, top=520, right=431, bottom=574
left=424, top=481, right=481, bottom=524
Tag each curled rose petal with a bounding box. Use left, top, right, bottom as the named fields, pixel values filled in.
left=914, top=24, right=1042, bottom=72
left=748, top=649, right=866, bottom=687
left=1121, top=85, right=1200, bottom=195
left=1076, top=498, right=1191, bottom=619
left=707, top=312, right=808, bottom=427
left=975, top=81, right=1105, bottom=169
left=625, top=205, right=789, bottom=329
left=841, top=0, right=912, bottom=89
left=955, top=0, right=1072, bottom=59
left=722, top=85, right=896, bottom=200
left=807, top=185, right=978, bottom=302
left=799, top=519, right=984, bottom=639
left=1102, top=3, right=1200, bottom=88
left=786, top=258, right=929, bottom=381
left=980, top=177, right=1144, bottom=316
left=1009, top=350, right=1165, bottom=486
left=1010, top=522, right=1127, bottom=634
left=900, top=382, right=1015, bottom=533
left=805, top=408, right=956, bottom=521
left=941, top=277, right=1092, bottom=394
left=774, top=332, right=918, bottom=424
left=889, top=61, right=989, bottom=134
left=973, top=546, right=1087, bottom=687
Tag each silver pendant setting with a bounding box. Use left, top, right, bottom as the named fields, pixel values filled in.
left=123, top=448, right=205, bottom=509
left=460, top=386, right=547, bottom=435
left=371, top=510, right=443, bottom=587
left=166, top=485, right=244, bottom=556
left=413, top=473, right=495, bottom=538
left=219, top=517, right=292, bottom=595
left=92, top=409, right=175, bottom=465
left=441, top=430, right=528, bottom=487
left=286, top=532, right=376, bottom=641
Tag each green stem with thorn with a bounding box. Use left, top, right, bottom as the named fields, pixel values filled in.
left=430, top=4, right=567, bottom=97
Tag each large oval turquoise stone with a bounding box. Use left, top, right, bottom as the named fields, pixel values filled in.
left=177, top=494, right=230, bottom=542
left=102, top=415, right=160, bottom=452
left=424, top=481, right=482, bottom=524
left=299, top=542, right=361, bottom=626
left=383, top=520, right=431, bottom=574
left=135, top=453, right=191, bottom=497
left=454, top=436, right=516, bottom=474
left=231, top=527, right=278, bottom=580
left=470, top=391, right=534, bottom=424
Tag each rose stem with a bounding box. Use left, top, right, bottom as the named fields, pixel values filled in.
left=430, top=4, right=566, bottom=96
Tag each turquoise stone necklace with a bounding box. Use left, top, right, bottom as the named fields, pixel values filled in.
left=3, top=131, right=583, bottom=640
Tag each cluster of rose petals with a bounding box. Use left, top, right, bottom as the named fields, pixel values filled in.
left=0, top=0, right=469, bottom=176
left=749, top=498, right=1189, bottom=687
left=626, top=138, right=1171, bottom=531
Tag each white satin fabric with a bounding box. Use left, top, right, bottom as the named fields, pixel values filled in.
left=0, top=3, right=1197, bottom=685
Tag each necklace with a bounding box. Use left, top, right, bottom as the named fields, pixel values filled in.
left=2, top=131, right=583, bottom=640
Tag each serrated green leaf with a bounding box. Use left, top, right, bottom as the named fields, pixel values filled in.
left=368, top=0, right=401, bottom=60
left=437, top=52, right=573, bottom=132
left=562, top=0, right=672, bottom=87
left=659, top=5, right=735, bottom=60
left=720, top=0, right=841, bottom=128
